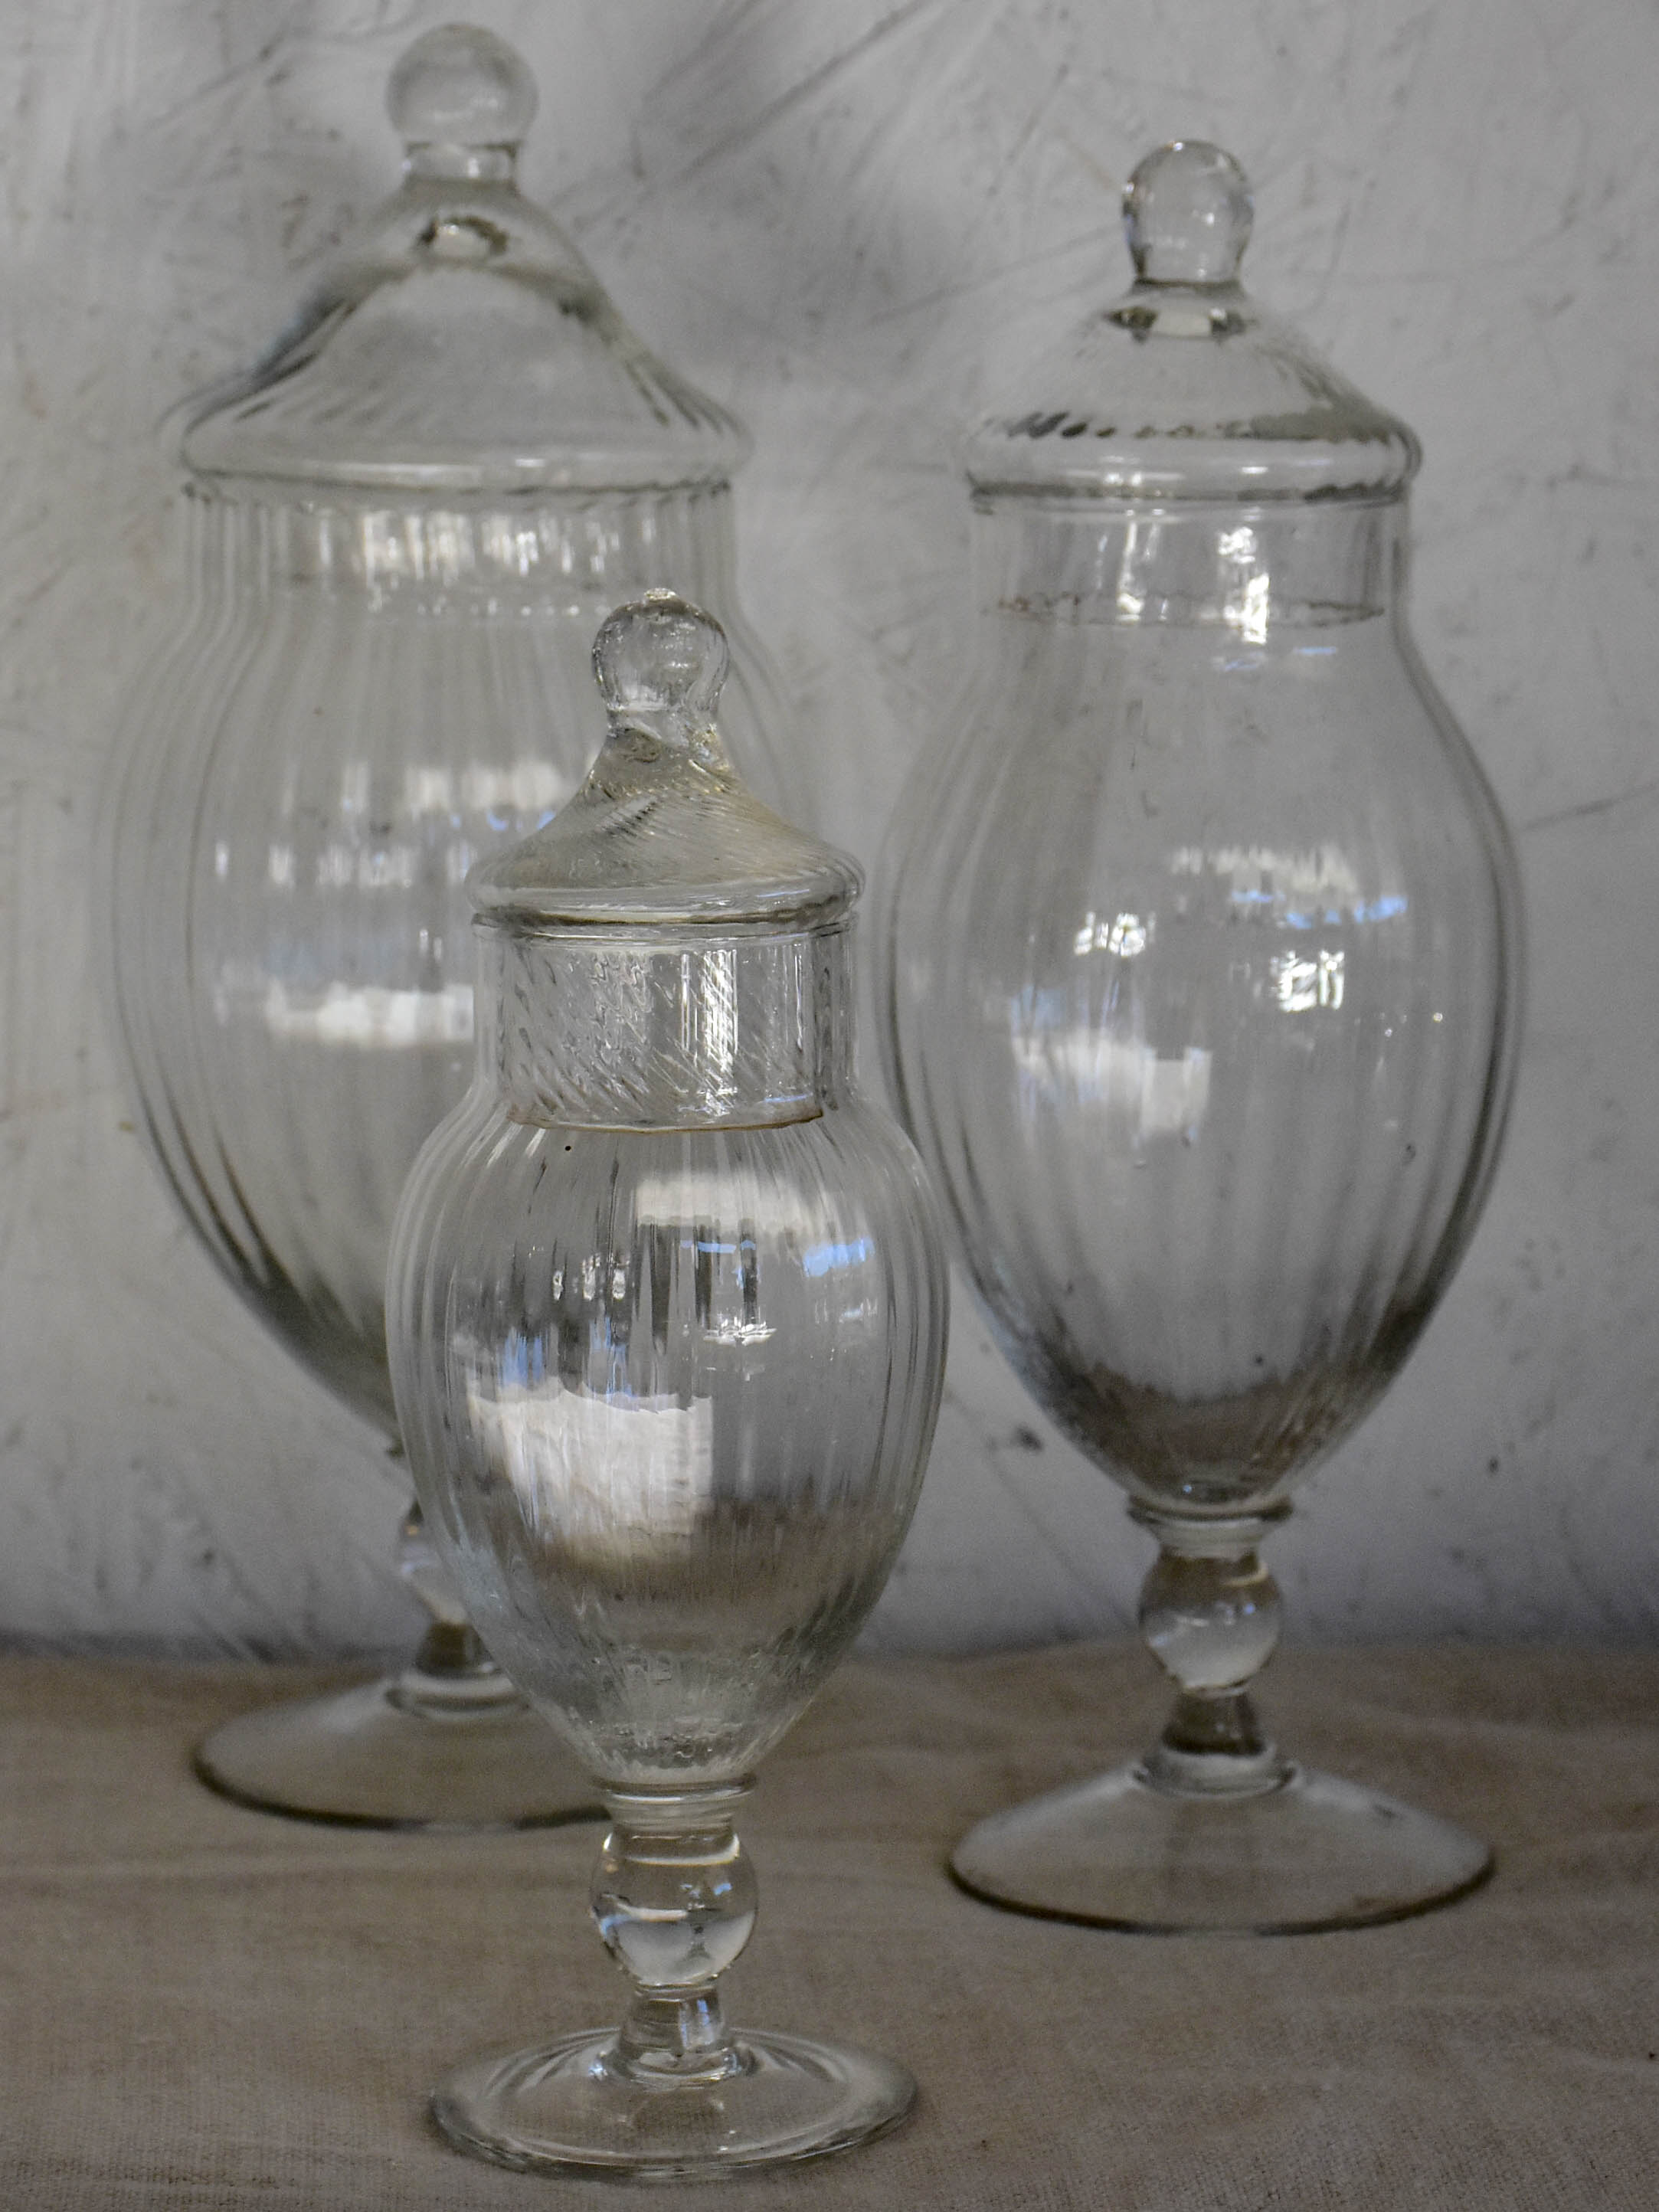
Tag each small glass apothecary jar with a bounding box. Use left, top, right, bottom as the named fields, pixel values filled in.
left=388, top=591, right=947, bottom=2181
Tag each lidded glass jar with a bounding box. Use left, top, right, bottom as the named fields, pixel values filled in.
left=388, top=591, right=946, bottom=2179
left=883, top=142, right=1523, bottom=1932
left=102, top=24, right=802, bottom=1829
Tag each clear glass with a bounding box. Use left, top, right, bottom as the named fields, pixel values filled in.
left=100, top=26, right=806, bottom=1830
left=389, top=594, right=947, bottom=2178
left=882, top=144, right=1523, bottom=1933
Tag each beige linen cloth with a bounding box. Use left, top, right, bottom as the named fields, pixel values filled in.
left=0, top=1643, right=1653, bottom=2209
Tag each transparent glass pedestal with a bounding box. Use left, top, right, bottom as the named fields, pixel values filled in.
left=430, top=1786, right=915, bottom=2181
left=953, top=1509, right=1491, bottom=1935
left=434, top=2028, right=914, bottom=2182
left=951, top=1757, right=1491, bottom=1936
left=194, top=1627, right=597, bottom=1832
left=193, top=1504, right=598, bottom=1832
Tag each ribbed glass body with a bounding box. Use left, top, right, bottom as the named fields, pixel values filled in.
left=885, top=492, right=1521, bottom=1520
left=391, top=915, right=946, bottom=1785
left=106, top=486, right=797, bottom=1434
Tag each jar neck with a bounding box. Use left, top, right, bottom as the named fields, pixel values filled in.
left=972, top=493, right=1405, bottom=632
left=402, top=145, right=517, bottom=184
left=476, top=922, right=855, bottom=1130
left=184, top=482, right=739, bottom=613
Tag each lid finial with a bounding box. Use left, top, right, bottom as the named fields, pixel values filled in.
left=1124, top=142, right=1253, bottom=286
left=594, top=591, right=731, bottom=741
left=388, top=24, right=538, bottom=178
left=179, top=22, right=751, bottom=496
left=470, top=590, right=859, bottom=931
left=963, top=136, right=1416, bottom=499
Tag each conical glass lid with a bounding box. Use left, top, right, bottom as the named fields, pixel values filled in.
left=965, top=142, right=1418, bottom=502
left=182, top=24, right=748, bottom=498
left=473, top=592, right=861, bottom=928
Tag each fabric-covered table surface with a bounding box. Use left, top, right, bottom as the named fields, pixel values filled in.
left=0, top=1643, right=1653, bottom=2210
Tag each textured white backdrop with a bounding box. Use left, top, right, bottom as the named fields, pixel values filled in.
left=1, top=0, right=1655, bottom=1656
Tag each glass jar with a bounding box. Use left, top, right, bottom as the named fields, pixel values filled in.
left=882, top=142, right=1523, bottom=1931
left=101, top=24, right=803, bottom=1829
left=388, top=591, right=947, bottom=2178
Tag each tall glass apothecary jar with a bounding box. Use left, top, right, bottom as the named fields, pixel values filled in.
left=102, top=25, right=803, bottom=1829
left=883, top=143, right=1523, bottom=1931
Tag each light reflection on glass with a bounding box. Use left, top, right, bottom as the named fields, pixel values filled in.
left=1074, top=910, right=1150, bottom=958
left=403, top=761, right=574, bottom=818
left=679, top=946, right=740, bottom=1098
left=312, top=843, right=420, bottom=892
left=257, top=980, right=474, bottom=1047
left=1166, top=843, right=1409, bottom=931
left=1270, top=947, right=1345, bottom=1013
left=1114, top=514, right=1157, bottom=620
left=1169, top=843, right=1360, bottom=901
left=1013, top=1025, right=1212, bottom=1139
left=1232, top=572, right=1270, bottom=643
left=1219, top=524, right=1270, bottom=643
left=803, top=1238, right=872, bottom=1277
left=466, top=1369, right=715, bottom=1553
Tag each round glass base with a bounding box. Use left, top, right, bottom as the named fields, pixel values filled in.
left=431, top=2030, right=915, bottom=2181
left=194, top=1674, right=599, bottom=1831
left=951, top=1761, right=1491, bottom=1934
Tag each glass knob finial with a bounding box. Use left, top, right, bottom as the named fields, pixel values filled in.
left=1124, top=141, right=1253, bottom=285
left=387, top=22, right=538, bottom=153
left=593, top=591, right=731, bottom=730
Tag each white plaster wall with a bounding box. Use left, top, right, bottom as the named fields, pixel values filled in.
left=1, top=0, right=1654, bottom=1657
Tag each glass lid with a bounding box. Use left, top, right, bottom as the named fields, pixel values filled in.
left=182, top=25, right=748, bottom=499
left=472, top=592, right=862, bottom=930
left=965, top=141, right=1418, bottom=502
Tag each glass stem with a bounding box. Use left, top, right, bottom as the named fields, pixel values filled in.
left=1130, top=1503, right=1292, bottom=1798
left=593, top=1785, right=758, bottom=2087
left=412, top=1618, right=493, bottom=1676
left=394, top=1497, right=524, bottom=1713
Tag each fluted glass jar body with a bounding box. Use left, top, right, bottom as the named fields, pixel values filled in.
left=391, top=920, right=946, bottom=1788
left=888, top=492, right=1520, bottom=1517
left=108, top=486, right=797, bottom=1435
